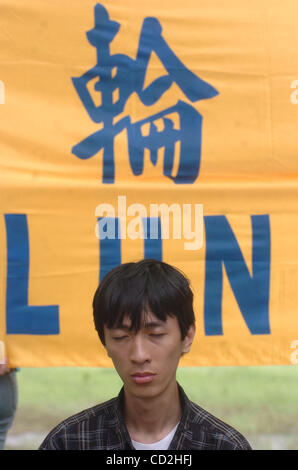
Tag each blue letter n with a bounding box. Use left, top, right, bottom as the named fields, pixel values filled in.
left=204, top=215, right=271, bottom=335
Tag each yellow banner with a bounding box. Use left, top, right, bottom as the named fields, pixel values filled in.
left=1, top=0, right=298, bottom=367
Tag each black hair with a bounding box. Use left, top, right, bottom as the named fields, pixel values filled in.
left=93, top=259, right=195, bottom=345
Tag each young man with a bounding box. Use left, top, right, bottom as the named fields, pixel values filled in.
left=39, top=259, right=251, bottom=450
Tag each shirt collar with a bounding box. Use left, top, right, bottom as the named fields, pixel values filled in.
left=106, top=382, right=193, bottom=450
left=168, top=383, right=193, bottom=450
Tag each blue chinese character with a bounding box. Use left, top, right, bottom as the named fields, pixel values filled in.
left=71, top=3, right=218, bottom=183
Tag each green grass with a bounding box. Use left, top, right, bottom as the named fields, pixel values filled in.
left=6, top=365, right=298, bottom=450
left=177, top=366, right=298, bottom=434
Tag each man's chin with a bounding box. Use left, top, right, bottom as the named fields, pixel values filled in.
left=124, top=381, right=159, bottom=399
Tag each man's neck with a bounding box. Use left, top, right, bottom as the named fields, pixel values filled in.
left=123, top=381, right=182, bottom=444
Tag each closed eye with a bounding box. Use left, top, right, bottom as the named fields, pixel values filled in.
left=113, top=336, right=128, bottom=341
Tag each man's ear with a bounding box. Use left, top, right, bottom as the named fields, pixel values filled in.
left=182, top=324, right=196, bottom=354
left=104, top=345, right=111, bottom=358
left=102, top=327, right=111, bottom=357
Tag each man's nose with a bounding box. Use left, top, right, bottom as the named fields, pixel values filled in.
left=129, top=334, right=151, bottom=363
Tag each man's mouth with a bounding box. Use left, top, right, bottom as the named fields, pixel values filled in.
left=131, top=372, right=156, bottom=384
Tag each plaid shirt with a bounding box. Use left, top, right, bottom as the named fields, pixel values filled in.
left=39, top=383, right=252, bottom=450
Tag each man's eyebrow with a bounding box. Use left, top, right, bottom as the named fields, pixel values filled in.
left=110, top=325, right=131, bottom=331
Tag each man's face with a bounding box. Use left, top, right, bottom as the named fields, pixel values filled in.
left=104, top=311, right=195, bottom=399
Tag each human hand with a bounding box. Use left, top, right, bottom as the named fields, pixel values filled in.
left=0, top=358, right=10, bottom=376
